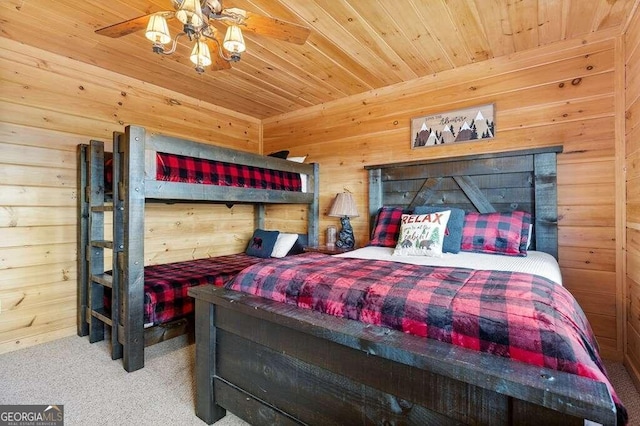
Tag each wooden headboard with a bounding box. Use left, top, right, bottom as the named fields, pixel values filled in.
left=365, top=146, right=563, bottom=259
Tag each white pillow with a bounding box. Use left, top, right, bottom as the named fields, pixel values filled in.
left=393, top=211, right=451, bottom=257
left=287, top=155, right=308, bottom=193
left=287, top=156, right=307, bottom=163
left=271, top=233, right=299, bottom=258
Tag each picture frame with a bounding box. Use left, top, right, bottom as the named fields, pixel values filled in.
left=411, top=103, right=495, bottom=149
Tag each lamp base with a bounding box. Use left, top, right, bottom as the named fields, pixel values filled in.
left=335, top=216, right=355, bottom=250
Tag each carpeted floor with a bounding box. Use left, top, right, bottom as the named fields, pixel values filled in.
left=0, top=335, right=246, bottom=426
left=1, top=334, right=638, bottom=425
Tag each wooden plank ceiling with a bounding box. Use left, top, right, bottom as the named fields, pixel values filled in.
left=0, top=0, right=637, bottom=119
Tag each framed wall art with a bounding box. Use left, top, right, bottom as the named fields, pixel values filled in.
left=411, top=103, right=495, bottom=149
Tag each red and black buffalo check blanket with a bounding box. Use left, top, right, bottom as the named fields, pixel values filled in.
left=226, top=253, right=627, bottom=424
left=106, top=254, right=270, bottom=327
left=156, top=152, right=302, bottom=191
left=143, top=253, right=274, bottom=326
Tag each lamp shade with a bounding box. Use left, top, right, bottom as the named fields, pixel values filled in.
left=328, top=192, right=359, bottom=218
left=175, top=0, right=204, bottom=27
left=145, top=14, right=171, bottom=45
left=223, top=25, right=246, bottom=53
left=190, top=39, right=212, bottom=67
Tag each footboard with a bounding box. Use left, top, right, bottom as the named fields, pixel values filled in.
left=189, top=285, right=617, bottom=425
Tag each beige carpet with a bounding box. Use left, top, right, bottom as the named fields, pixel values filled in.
left=0, top=335, right=246, bottom=426
left=1, top=334, right=638, bottom=425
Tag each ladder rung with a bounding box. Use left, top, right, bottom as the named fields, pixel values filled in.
left=91, top=205, right=113, bottom=212
left=92, top=240, right=113, bottom=249
left=91, top=273, right=113, bottom=288
left=91, top=308, right=113, bottom=326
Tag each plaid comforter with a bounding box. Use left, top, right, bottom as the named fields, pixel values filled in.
left=142, top=253, right=273, bottom=326
left=226, top=253, right=627, bottom=424
left=106, top=254, right=270, bottom=326
left=156, top=152, right=302, bottom=191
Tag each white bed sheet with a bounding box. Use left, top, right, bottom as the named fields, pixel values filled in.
left=334, top=246, right=562, bottom=285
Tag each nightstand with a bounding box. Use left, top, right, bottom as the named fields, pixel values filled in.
left=303, top=245, right=356, bottom=255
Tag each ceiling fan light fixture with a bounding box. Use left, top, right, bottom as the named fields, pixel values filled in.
left=190, top=39, right=212, bottom=73
left=145, top=14, right=171, bottom=46
left=97, top=0, right=311, bottom=74
left=223, top=25, right=245, bottom=54
left=176, top=0, right=205, bottom=27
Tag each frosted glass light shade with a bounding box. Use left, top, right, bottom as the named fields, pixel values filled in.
left=223, top=25, right=246, bottom=53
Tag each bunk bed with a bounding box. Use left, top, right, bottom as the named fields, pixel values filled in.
left=188, top=146, right=626, bottom=425
left=77, top=125, right=319, bottom=372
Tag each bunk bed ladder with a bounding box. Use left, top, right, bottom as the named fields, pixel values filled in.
left=78, top=139, right=123, bottom=360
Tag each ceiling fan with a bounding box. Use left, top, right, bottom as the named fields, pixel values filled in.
left=95, top=0, right=310, bottom=73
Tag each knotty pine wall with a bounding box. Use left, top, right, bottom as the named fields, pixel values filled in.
left=0, top=37, right=261, bottom=354
left=625, top=6, right=640, bottom=388
left=264, top=30, right=626, bottom=362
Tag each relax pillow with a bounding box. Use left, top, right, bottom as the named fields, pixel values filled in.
left=271, top=233, right=299, bottom=258
left=461, top=211, right=531, bottom=256
left=413, top=206, right=465, bottom=253
left=368, top=206, right=405, bottom=247
left=393, top=211, right=451, bottom=257
left=245, top=229, right=279, bottom=258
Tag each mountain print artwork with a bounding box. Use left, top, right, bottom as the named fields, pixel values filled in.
left=411, top=104, right=495, bottom=148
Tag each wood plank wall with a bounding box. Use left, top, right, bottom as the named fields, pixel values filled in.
left=263, top=29, right=625, bottom=361
left=624, top=5, right=640, bottom=388
left=0, top=37, right=261, bottom=354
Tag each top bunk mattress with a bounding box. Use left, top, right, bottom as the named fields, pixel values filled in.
left=156, top=152, right=303, bottom=191
left=105, top=151, right=304, bottom=192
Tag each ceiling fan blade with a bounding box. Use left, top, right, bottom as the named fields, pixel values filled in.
left=240, top=11, right=310, bottom=45
left=96, top=14, right=153, bottom=38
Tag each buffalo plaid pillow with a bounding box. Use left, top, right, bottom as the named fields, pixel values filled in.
left=368, top=207, right=405, bottom=247
left=461, top=211, right=531, bottom=256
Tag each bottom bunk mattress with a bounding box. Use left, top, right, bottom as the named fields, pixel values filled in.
left=226, top=250, right=627, bottom=424
left=107, top=253, right=270, bottom=327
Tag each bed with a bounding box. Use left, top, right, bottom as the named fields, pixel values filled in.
left=76, top=125, right=319, bottom=372
left=103, top=252, right=300, bottom=331
left=188, top=146, right=627, bottom=425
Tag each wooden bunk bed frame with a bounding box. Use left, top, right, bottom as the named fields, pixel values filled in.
left=188, top=146, right=620, bottom=425
left=77, top=125, right=319, bottom=372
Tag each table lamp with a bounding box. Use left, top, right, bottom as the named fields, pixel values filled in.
left=328, top=192, right=359, bottom=249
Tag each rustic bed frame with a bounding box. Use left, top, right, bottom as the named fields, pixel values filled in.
left=188, top=146, right=619, bottom=425
left=77, top=125, right=319, bottom=372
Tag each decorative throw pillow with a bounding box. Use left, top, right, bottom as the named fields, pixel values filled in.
left=413, top=206, right=465, bottom=253
left=245, top=229, right=279, bottom=258
left=368, top=206, right=406, bottom=247
left=271, top=233, right=299, bottom=258
left=393, top=211, right=451, bottom=257
left=287, top=238, right=306, bottom=256
left=461, top=211, right=531, bottom=256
